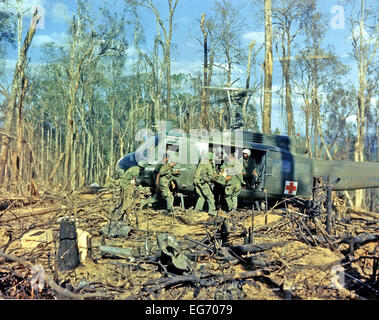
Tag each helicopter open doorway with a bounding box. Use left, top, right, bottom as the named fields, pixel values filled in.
left=208, top=144, right=266, bottom=189
left=241, top=148, right=266, bottom=191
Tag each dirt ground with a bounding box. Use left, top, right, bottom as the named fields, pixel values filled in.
left=0, top=186, right=378, bottom=300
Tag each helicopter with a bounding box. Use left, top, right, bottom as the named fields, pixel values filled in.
left=115, top=118, right=379, bottom=208
left=115, top=80, right=379, bottom=208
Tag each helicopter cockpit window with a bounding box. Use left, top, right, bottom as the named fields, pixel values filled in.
left=166, top=143, right=180, bottom=162
left=135, top=134, right=159, bottom=163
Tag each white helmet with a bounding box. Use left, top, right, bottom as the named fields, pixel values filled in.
left=243, top=149, right=251, bottom=157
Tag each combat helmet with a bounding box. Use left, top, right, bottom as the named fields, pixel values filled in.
left=138, top=160, right=148, bottom=169
left=243, top=149, right=251, bottom=157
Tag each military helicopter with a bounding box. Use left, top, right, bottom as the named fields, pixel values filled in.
left=116, top=86, right=379, bottom=207
left=116, top=122, right=379, bottom=207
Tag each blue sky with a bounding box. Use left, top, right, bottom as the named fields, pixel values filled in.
left=1, top=0, right=375, bottom=133
left=2, top=0, right=355, bottom=71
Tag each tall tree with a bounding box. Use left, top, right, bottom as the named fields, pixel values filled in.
left=294, top=0, right=348, bottom=160
left=193, top=12, right=217, bottom=129
left=212, top=0, right=245, bottom=128
left=272, top=0, right=302, bottom=136
left=262, top=0, right=273, bottom=133
left=347, top=0, right=379, bottom=207
left=134, top=0, right=179, bottom=122
left=0, top=0, right=16, bottom=78
left=0, top=8, right=40, bottom=186
left=200, top=13, right=210, bottom=130
left=61, top=1, right=127, bottom=190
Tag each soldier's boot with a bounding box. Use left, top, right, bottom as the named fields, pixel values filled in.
left=194, top=189, right=205, bottom=211
left=207, top=199, right=217, bottom=216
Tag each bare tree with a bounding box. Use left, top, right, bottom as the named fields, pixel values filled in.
left=200, top=13, right=210, bottom=130
left=133, top=0, right=179, bottom=121
left=262, top=0, right=273, bottom=133
left=272, top=0, right=302, bottom=136
left=0, top=8, right=40, bottom=186
left=212, top=0, right=245, bottom=128
left=347, top=0, right=379, bottom=207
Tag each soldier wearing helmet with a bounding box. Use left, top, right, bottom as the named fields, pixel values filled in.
left=157, top=154, right=181, bottom=213
left=212, top=146, right=227, bottom=210
left=193, top=152, right=217, bottom=215
left=242, top=148, right=258, bottom=189
left=224, top=152, right=243, bottom=213
left=105, top=160, right=148, bottom=219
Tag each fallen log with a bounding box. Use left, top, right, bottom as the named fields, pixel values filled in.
left=99, top=245, right=136, bottom=259
left=347, top=207, right=379, bottom=220
left=0, top=249, right=110, bottom=299
left=0, top=198, right=117, bottom=224
left=338, top=233, right=379, bottom=247
left=143, top=269, right=269, bottom=293
left=228, top=241, right=289, bottom=255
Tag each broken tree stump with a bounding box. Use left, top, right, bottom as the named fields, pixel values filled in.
left=57, top=220, right=80, bottom=271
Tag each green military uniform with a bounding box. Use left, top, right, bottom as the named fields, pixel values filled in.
left=119, top=166, right=141, bottom=191
left=194, top=154, right=216, bottom=214
left=243, top=156, right=257, bottom=189
left=158, top=163, right=179, bottom=211
left=119, top=162, right=147, bottom=216
left=224, top=159, right=243, bottom=212
left=143, top=163, right=164, bottom=208
left=213, top=154, right=227, bottom=210
left=104, top=165, right=140, bottom=189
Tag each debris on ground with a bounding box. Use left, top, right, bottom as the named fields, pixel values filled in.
left=0, top=186, right=378, bottom=300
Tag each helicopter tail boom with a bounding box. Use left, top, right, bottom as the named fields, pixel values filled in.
left=313, top=159, right=379, bottom=191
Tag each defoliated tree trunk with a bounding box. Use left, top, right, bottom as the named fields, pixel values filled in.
left=350, top=0, right=379, bottom=207
left=283, top=26, right=295, bottom=136
left=272, top=0, right=301, bottom=136
left=200, top=13, right=210, bottom=130
left=16, top=71, right=27, bottom=192
left=263, top=0, right=273, bottom=134
left=142, top=0, right=178, bottom=122
left=242, top=40, right=256, bottom=127
left=0, top=10, right=40, bottom=186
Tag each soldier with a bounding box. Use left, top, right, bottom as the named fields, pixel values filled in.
left=194, top=152, right=217, bottom=215
left=158, top=154, right=180, bottom=212
left=242, top=149, right=258, bottom=189
left=114, top=161, right=147, bottom=219
left=119, top=160, right=147, bottom=191
left=224, top=153, right=243, bottom=213
left=142, top=154, right=168, bottom=209
left=213, top=147, right=227, bottom=210
left=105, top=160, right=146, bottom=189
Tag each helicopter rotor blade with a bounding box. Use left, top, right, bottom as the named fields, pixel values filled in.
left=200, top=86, right=257, bottom=92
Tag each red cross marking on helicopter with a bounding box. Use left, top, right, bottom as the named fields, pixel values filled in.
left=284, top=181, right=298, bottom=195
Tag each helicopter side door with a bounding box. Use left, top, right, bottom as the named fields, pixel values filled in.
left=264, top=150, right=294, bottom=198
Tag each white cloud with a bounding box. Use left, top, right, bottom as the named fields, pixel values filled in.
left=176, top=17, right=190, bottom=24
left=346, top=114, right=357, bottom=124
left=0, top=0, right=47, bottom=17
left=50, top=2, right=68, bottom=23
left=347, top=25, right=377, bottom=46
left=32, top=32, right=67, bottom=47
left=242, top=31, right=265, bottom=44
left=185, top=41, right=196, bottom=48
left=126, top=46, right=139, bottom=58
left=0, top=58, right=17, bottom=72
left=171, top=60, right=202, bottom=74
